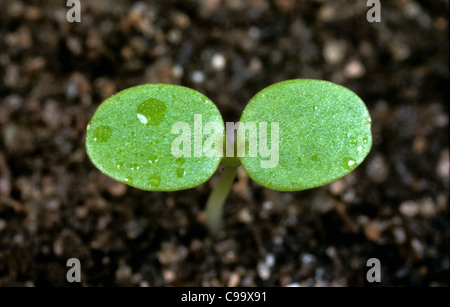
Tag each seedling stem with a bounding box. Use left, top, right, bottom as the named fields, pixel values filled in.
left=205, top=156, right=240, bottom=234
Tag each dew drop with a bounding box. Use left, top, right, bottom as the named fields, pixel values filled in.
left=351, top=138, right=358, bottom=145
left=92, top=125, right=112, bottom=142
left=176, top=157, right=186, bottom=166
left=148, top=174, right=161, bottom=188
left=176, top=168, right=186, bottom=178
left=342, top=157, right=357, bottom=171
left=117, top=162, right=124, bottom=169
left=130, top=163, right=139, bottom=171
left=357, top=146, right=363, bottom=153
left=363, top=137, right=369, bottom=144
left=137, top=98, right=167, bottom=125
left=124, top=176, right=133, bottom=184
left=313, top=105, right=318, bottom=111
left=311, top=154, right=319, bottom=162
left=148, top=155, right=159, bottom=164
left=137, top=114, right=147, bottom=124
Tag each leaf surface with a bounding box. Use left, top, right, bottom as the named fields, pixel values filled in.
left=239, top=79, right=372, bottom=191
left=86, top=84, right=224, bottom=191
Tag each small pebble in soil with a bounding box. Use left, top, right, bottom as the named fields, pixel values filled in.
left=329, top=179, right=346, bottom=195
left=257, top=261, right=270, bottom=281
left=366, top=154, right=389, bottom=183
left=125, top=219, right=143, bottom=240
left=211, top=53, right=226, bottom=71
left=0, top=219, right=6, bottom=232
left=172, top=65, right=184, bottom=79
left=300, top=253, right=317, bottom=276
left=418, top=197, right=436, bottom=217
left=436, top=149, right=449, bottom=183
left=411, top=239, right=425, bottom=260
left=323, top=40, right=347, bottom=65
left=237, top=207, right=253, bottom=223
left=262, top=200, right=273, bottom=211
left=399, top=200, right=420, bottom=217
left=286, top=282, right=300, bottom=287
left=257, top=253, right=275, bottom=281
left=343, top=59, right=365, bottom=78
left=157, top=241, right=188, bottom=265
left=227, top=271, right=240, bottom=287
left=392, top=226, right=407, bottom=245
left=115, top=263, right=132, bottom=282
left=191, top=70, right=205, bottom=84
left=163, top=269, right=177, bottom=283
left=364, top=219, right=386, bottom=242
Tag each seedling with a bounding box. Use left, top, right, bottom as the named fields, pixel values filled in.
left=85, top=79, right=372, bottom=234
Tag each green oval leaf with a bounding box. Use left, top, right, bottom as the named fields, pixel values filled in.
left=238, top=79, right=372, bottom=191
left=86, top=84, right=224, bottom=191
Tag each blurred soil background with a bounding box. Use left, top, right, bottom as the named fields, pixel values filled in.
left=0, top=0, right=448, bottom=286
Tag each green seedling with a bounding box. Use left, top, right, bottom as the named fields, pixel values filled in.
left=85, top=79, right=372, bottom=234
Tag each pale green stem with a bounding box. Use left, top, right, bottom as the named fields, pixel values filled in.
left=205, top=157, right=240, bottom=234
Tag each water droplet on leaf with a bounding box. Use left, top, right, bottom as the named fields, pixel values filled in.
left=137, top=98, right=167, bottom=125
left=124, top=176, right=133, bottom=184
left=148, top=155, right=158, bottom=164
left=176, top=168, right=186, bottom=178
left=148, top=174, right=161, bottom=188
left=137, top=114, right=147, bottom=124
left=363, top=137, right=368, bottom=144
left=176, top=157, right=186, bottom=165
left=93, top=125, right=112, bottom=142
left=342, top=157, right=357, bottom=171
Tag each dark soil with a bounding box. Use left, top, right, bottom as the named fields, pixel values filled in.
left=0, top=0, right=448, bottom=287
